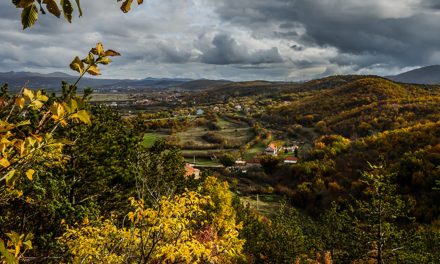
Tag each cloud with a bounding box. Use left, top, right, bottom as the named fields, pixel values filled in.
left=209, top=0, right=440, bottom=77
left=198, top=33, right=283, bottom=65
left=1, top=0, right=440, bottom=81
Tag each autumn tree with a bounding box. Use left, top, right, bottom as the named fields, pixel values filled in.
left=0, top=43, right=119, bottom=263
left=59, top=177, right=245, bottom=263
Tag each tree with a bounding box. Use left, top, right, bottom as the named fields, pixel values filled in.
left=57, top=105, right=140, bottom=216
left=12, top=0, right=144, bottom=29
left=323, top=165, right=412, bottom=264
left=0, top=43, right=119, bottom=263
left=260, top=155, right=282, bottom=174
left=356, top=166, right=412, bottom=263
left=59, top=177, right=245, bottom=263
left=132, top=140, right=187, bottom=206
left=219, top=153, right=236, bottom=167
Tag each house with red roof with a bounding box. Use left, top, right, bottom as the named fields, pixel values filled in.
left=185, top=163, right=200, bottom=179
left=284, top=156, right=298, bottom=164
left=265, top=143, right=279, bottom=156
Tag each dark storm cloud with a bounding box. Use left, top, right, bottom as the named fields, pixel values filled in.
left=210, top=0, right=440, bottom=74
left=199, top=34, right=283, bottom=65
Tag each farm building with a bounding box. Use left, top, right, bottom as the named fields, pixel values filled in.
left=284, top=157, right=298, bottom=164
left=283, top=145, right=299, bottom=152
left=196, top=109, right=204, bottom=115
left=265, top=143, right=279, bottom=156
left=235, top=160, right=247, bottom=166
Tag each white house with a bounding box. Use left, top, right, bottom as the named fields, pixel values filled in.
left=265, top=143, right=279, bottom=156
left=196, top=109, right=204, bottom=115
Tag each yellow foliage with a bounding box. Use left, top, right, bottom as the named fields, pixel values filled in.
left=59, top=177, right=245, bottom=263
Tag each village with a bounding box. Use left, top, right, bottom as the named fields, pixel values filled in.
left=184, top=141, right=300, bottom=177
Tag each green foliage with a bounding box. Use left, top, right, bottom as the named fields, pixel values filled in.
left=219, top=152, right=237, bottom=167
left=57, top=105, right=140, bottom=215
left=259, top=155, right=282, bottom=174
left=132, top=139, right=187, bottom=205
left=0, top=44, right=119, bottom=263
left=352, top=165, right=413, bottom=263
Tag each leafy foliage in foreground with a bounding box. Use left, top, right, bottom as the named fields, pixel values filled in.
left=59, top=177, right=244, bottom=264
left=0, top=43, right=118, bottom=263
left=12, top=0, right=144, bottom=29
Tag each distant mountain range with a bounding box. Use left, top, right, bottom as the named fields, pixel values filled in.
left=0, top=71, right=200, bottom=92
left=3, top=65, right=440, bottom=93
left=386, top=65, right=440, bottom=84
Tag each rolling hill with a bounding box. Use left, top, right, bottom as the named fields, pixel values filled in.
left=387, top=65, right=440, bottom=84
left=265, top=76, right=440, bottom=137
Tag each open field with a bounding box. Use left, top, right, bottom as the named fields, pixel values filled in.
left=181, top=149, right=235, bottom=158
left=244, top=139, right=271, bottom=160
left=90, top=93, right=133, bottom=102
left=240, top=195, right=283, bottom=216
left=175, top=118, right=254, bottom=150
left=143, top=116, right=274, bottom=164
left=184, top=157, right=222, bottom=167
left=142, top=132, right=167, bottom=147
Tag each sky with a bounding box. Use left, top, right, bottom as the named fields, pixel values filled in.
left=1, top=0, right=440, bottom=81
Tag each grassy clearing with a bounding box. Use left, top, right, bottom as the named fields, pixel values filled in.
left=240, top=195, right=282, bottom=216
left=181, top=149, right=235, bottom=159
left=175, top=126, right=209, bottom=146
left=184, top=157, right=222, bottom=167
left=244, top=139, right=270, bottom=160
left=175, top=118, right=254, bottom=148
left=143, top=133, right=164, bottom=147
left=90, top=93, right=132, bottom=102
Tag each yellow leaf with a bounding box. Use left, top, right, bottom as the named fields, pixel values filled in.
left=26, top=169, right=35, bottom=181
left=60, top=0, right=73, bottom=23
left=60, top=119, right=68, bottom=127
left=104, top=49, right=121, bottom=57
left=96, top=57, right=112, bottom=65
left=50, top=102, right=65, bottom=119
left=86, top=65, right=101, bottom=76
left=26, top=136, right=36, bottom=147
left=121, top=0, right=133, bottom=13
left=15, top=0, right=34, bottom=8
left=31, top=134, right=43, bottom=143
left=71, top=110, right=91, bottom=125
left=16, top=120, right=31, bottom=127
left=23, top=88, right=34, bottom=100
left=5, top=169, right=16, bottom=187
left=15, top=97, right=25, bottom=109
left=91, top=42, right=105, bottom=56
left=30, top=100, right=44, bottom=110
left=43, top=0, right=61, bottom=18
left=0, top=158, right=10, bottom=168
left=36, top=90, right=49, bottom=102
left=70, top=56, right=85, bottom=74
left=83, top=52, right=95, bottom=65
left=21, top=3, right=39, bottom=29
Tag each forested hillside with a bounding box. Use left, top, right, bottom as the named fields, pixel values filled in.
left=1, top=1, right=439, bottom=264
